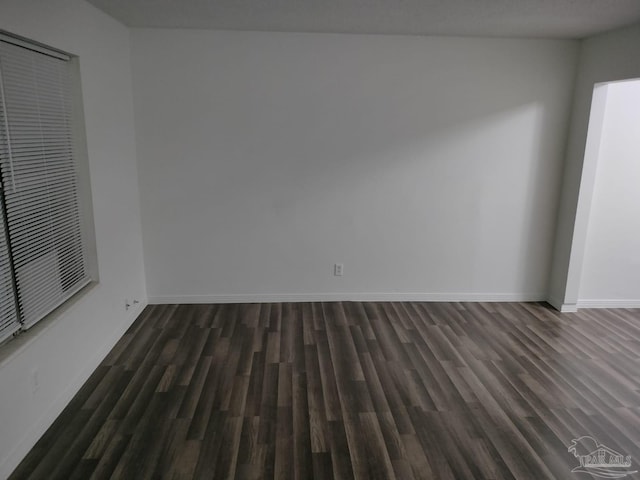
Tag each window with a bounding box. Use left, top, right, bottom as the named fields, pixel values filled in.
left=0, top=33, right=97, bottom=344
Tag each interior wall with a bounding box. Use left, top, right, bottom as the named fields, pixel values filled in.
left=548, top=23, right=640, bottom=311
left=132, top=29, right=578, bottom=303
left=578, top=79, right=640, bottom=306
left=0, top=1, right=147, bottom=477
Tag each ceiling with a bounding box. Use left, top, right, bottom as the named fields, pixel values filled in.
left=86, top=0, right=640, bottom=39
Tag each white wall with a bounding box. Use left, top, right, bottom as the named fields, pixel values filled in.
left=578, top=80, right=640, bottom=306
left=0, top=1, right=147, bottom=477
left=132, top=30, right=578, bottom=303
left=548, top=23, right=640, bottom=311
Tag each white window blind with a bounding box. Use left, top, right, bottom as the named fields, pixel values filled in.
left=0, top=37, right=92, bottom=334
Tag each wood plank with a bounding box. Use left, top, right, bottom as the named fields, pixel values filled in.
left=10, top=302, right=640, bottom=480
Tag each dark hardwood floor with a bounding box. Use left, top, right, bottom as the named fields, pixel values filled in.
left=10, top=302, right=640, bottom=479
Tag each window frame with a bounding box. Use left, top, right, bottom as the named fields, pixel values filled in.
left=0, top=30, right=98, bottom=344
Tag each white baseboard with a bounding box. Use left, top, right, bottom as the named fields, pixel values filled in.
left=0, top=300, right=148, bottom=480
left=560, top=304, right=578, bottom=313
left=148, top=292, right=546, bottom=304
left=577, top=299, right=640, bottom=309
left=543, top=296, right=640, bottom=312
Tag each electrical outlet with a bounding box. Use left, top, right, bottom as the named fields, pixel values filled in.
left=334, top=263, right=344, bottom=276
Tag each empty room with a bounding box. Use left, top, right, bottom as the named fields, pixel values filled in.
left=0, top=0, right=640, bottom=478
